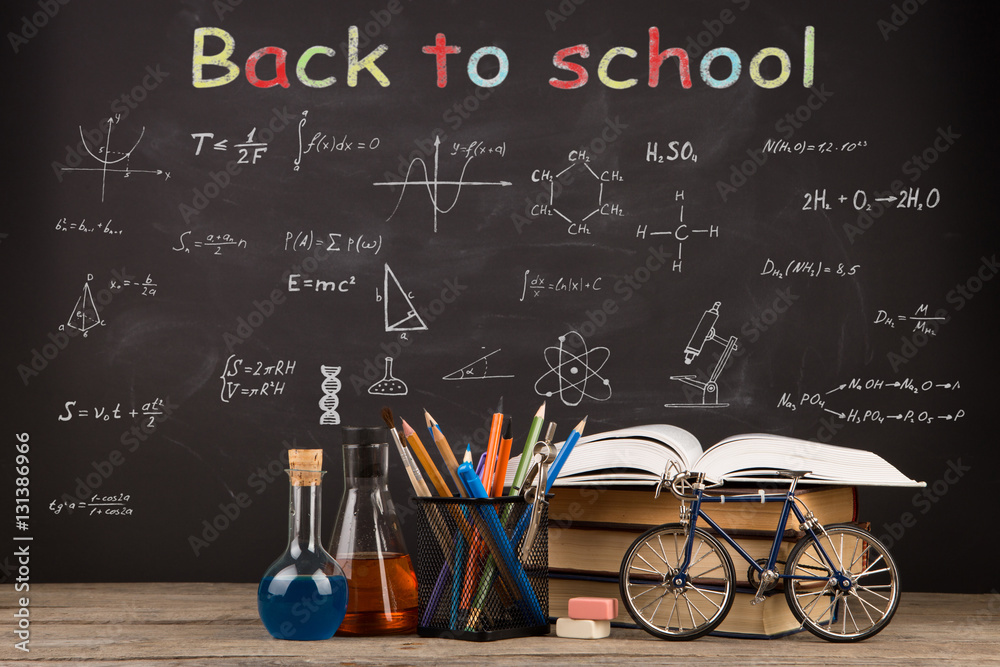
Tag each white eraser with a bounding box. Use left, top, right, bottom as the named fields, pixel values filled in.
left=555, top=617, right=611, bottom=639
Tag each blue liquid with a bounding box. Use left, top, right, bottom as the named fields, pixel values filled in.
left=258, top=574, right=348, bottom=640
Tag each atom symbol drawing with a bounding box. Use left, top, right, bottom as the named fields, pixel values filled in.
left=534, top=330, right=612, bottom=407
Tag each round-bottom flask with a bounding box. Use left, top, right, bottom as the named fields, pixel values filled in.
left=258, top=449, right=348, bottom=640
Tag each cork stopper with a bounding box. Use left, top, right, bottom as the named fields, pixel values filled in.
left=288, top=449, right=324, bottom=486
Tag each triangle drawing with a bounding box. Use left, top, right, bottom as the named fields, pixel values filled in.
left=384, top=264, right=428, bottom=332
left=443, top=349, right=515, bottom=381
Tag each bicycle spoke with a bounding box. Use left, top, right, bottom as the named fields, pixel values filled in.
left=801, top=547, right=830, bottom=572
left=853, top=589, right=890, bottom=616
left=665, top=593, right=679, bottom=630
left=627, top=580, right=664, bottom=601
left=620, top=526, right=736, bottom=640
left=687, top=584, right=725, bottom=612
left=635, top=552, right=665, bottom=577
left=636, top=587, right=671, bottom=614
left=786, top=528, right=899, bottom=641
left=653, top=534, right=673, bottom=568
left=852, top=589, right=877, bottom=627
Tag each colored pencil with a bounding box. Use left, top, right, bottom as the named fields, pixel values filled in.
left=546, top=416, right=588, bottom=493
left=490, top=416, right=513, bottom=497
left=402, top=418, right=453, bottom=497
left=509, top=401, right=545, bottom=495
left=424, top=410, right=465, bottom=496
left=481, top=399, right=505, bottom=495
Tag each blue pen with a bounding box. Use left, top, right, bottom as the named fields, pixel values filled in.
left=545, top=416, right=587, bottom=494
left=456, top=463, right=545, bottom=625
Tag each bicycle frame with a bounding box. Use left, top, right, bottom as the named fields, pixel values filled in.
left=678, top=481, right=832, bottom=588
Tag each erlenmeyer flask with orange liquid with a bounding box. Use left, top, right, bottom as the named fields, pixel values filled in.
left=328, top=426, right=418, bottom=635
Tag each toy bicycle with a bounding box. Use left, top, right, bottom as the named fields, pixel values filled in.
left=618, top=464, right=900, bottom=641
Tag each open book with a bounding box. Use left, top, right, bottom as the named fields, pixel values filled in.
left=503, top=424, right=924, bottom=487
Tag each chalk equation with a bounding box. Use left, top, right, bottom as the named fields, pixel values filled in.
left=287, top=274, right=356, bottom=294
left=192, top=128, right=271, bottom=165
left=520, top=270, right=603, bottom=301
left=54, top=217, right=122, bottom=236
left=49, top=493, right=133, bottom=517
left=220, top=356, right=296, bottom=403
left=173, top=230, right=248, bottom=256
left=293, top=110, right=380, bottom=171
left=763, top=138, right=870, bottom=156
left=644, top=140, right=698, bottom=164
left=801, top=187, right=940, bottom=212
left=778, top=378, right=964, bottom=425
left=761, top=259, right=861, bottom=280
left=58, top=398, right=167, bottom=427
left=284, top=230, right=382, bottom=255
left=874, top=304, right=946, bottom=335
left=109, top=273, right=158, bottom=297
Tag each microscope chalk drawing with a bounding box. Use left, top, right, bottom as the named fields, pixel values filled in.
left=665, top=302, right=739, bottom=408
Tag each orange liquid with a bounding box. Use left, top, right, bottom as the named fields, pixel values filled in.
left=336, top=552, right=418, bottom=635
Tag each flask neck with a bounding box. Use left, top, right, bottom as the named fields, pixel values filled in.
left=288, top=479, right=323, bottom=554
left=342, top=442, right=389, bottom=486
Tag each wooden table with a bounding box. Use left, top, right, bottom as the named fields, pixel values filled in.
left=2, top=584, right=997, bottom=665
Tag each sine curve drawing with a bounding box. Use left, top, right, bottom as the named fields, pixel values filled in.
left=372, top=136, right=511, bottom=232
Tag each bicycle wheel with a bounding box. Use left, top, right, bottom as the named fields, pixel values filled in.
left=784, top=524, right=900, bottom=642
left=619, top=523, right=736, bottom=640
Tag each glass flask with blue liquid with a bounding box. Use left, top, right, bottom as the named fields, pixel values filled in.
left=257, top=449, right=348, bottom=640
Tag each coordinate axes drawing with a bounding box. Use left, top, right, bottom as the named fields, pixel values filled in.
left=59, top=118, right=170, bottom=202
left=373, top=136, right=511, bottom=232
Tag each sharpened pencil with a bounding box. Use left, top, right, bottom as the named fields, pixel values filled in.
left=424, top=410, right=465, bottom=497
left=402, top=418, right=453, bottom=497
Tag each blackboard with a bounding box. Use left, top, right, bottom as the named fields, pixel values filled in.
left=3, top=0, right=997, bottom=592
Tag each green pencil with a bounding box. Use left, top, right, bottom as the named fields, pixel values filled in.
left=509, top=401, right=545, bottom=496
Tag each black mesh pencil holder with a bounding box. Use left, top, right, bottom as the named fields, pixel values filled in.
left=415, top=495, right=549, bottom=641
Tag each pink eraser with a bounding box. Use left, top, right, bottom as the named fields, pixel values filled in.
left=567, top=596, right=618, bottom=621
left=556, top=617, right=611, bottom=639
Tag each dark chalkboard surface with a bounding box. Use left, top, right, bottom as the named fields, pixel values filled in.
left=3, top=0, right=997, bottom=592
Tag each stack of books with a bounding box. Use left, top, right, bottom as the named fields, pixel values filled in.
left=504, top=424, right=921, bottom=638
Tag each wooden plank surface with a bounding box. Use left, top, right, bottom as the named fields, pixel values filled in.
left=2, top=584, right=998, bottom=665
